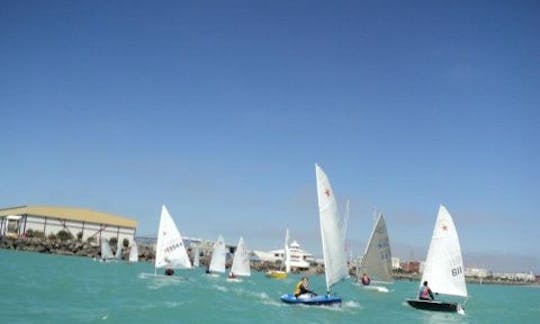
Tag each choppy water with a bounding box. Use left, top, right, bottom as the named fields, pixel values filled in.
left=1, top=249, right=539, bottom=323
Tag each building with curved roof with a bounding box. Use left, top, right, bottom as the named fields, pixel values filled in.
left=0, top=205, right=138, bottom=245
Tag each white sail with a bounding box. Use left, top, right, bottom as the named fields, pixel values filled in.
left=284, top=228, right=291, bottom=273
left=101, top=239, right=114, bottom=260
left=129, top=242, right=139, bottom=263
left=193, top=246, right=200, bottom=267
left=154, top=205, right=192, bottom=269
left=343, top=200, right=350, bottom=240
left=420, top=205, right=467, bottom=298
left=316, top=164, right=349, bottom=292
left=115, top=240, right=123, bottom=260
left=360, top=213, right=393, bottom=283
left=230, top=237, right=251, bottom=277
left=209, top=235, right=226, bottom=273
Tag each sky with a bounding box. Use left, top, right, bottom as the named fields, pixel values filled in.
left=1, top=1, right=539, bottom=273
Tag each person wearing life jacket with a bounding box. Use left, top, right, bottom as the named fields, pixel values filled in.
left=418, top=281, right=435, bottom=300
left=361, top=273, right=371, bottom=286
left=294, top=277, right=317, bottom=298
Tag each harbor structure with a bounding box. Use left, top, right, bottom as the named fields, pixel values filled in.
left=0, top=205, right=137, bottom=244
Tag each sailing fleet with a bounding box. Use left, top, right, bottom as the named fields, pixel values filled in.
left=101, top=163, right=468, bottom=315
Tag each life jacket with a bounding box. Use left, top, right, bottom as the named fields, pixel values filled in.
left=420, top=286, right=430, bottom=299
left=294, top=281, right=303, bottom=296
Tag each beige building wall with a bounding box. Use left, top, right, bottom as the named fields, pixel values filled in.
left=0, top=206, right=137, bottom=245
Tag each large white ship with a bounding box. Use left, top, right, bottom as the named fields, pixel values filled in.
left=255, top=240, right=313, bottom=270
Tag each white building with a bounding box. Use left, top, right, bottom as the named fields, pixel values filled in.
left=392, top=257, right=401, bottom=270
left=465, top=267, right=492, bottom=278
left=0, top=205, right=138, bottom=245
left=493, top=271, right=536, bottom=281
left=419, top=261, right=426, bottom=274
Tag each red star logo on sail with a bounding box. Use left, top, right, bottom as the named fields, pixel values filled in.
left=324, top=189, right=331, bottom=197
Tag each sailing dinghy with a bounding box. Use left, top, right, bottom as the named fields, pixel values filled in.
left=281, top=164, right=348, bottom=306
left=357, top=213, right=393, bottom=293
left=227, top=237, right=251, bottom=282
left=115, top=240, right=123, bottom=261
left=129, top=241, right=139, bottom=263
left=140, top=205, right=192, bottom=279
left=265, top=228, right=290, bottom=279
left=192, top=246, right=200, bottom=268
left=206, top=235, right=226, bottom=277
left=406, top=205, right=467, bottom=314
left=99, top=238, right=114, bottom=262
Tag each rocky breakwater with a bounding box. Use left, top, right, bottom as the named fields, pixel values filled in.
left=0, top=236, right=157, bottom=261
left=0, top=236, right=100, bottom=257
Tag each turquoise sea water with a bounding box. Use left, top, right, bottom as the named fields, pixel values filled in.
left=1, top=250, right=539, bottom=323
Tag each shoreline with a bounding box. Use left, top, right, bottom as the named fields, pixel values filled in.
left=1, top=236, right=537, bottom=286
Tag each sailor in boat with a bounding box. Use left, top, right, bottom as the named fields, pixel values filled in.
left=294, top=277, right=317, bottom=299
left=418, top=281, right=435, bottom=300
left=165, top=268, right=175, bottom=276
left=228, top=272, right=237, bottom=279
left=361, top=273, right=371, bottom=286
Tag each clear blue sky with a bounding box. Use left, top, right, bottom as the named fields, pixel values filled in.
left=1, top=1, right=538, bottom=272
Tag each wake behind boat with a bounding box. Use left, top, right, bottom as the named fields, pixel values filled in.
left=406, top=205, right=467, bottom=314
left=280, top=164, right=348, bottom=306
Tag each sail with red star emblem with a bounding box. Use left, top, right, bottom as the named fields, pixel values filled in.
left=315, top=164, right=349, bottom=292
left=420, top=205, right=467, bottom=298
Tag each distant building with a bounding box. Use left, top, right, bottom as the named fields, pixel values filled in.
left=400, top=261, right=421, bottom=273
left=492, top=271, right=536, bottom=282
left=465, top=267, right=492, bottom=278
left=0, top=205, right=137, bottom=244
left=252, top=240, right=313, bottom=270
left=419, top=261, right=425, bottom=274
left=391, top=257, right=401, bottom=270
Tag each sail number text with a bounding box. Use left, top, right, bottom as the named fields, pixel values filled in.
left=451, top=266, right=463, bottom=277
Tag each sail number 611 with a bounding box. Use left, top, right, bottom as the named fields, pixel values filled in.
left=451, top=266, right=463, bottom=277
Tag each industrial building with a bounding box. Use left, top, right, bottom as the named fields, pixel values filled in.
left=0, top=205, right=138, bottom=244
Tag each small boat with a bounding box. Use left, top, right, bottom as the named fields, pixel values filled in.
left=207, top=235, right=226, bottom=276
left=141, top=205, right=192, bottom=278
left=280, top=164, right=348, bottom=306
left=227, top=237, right=250, bottom=282
left=265, top=228, right=290, bottom=279
left=280, top=294, right=343, bottom=305
left=356, top=212, right=393, bottom=293
left=115, top=240, right=123, bottom=261
left=192, top=246, right=200, bottom=268
left=128, top=241, right=138, bottom=263
left=406, top=205, right=467, bottom=314
left=99, top=238, right=114, bottom=262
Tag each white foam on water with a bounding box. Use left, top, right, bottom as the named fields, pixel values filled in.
left=214, top=284, right=228, bottom=292
left=164, top=301, right=185, bottom=308
left=344, top=300, right=361, bottom=308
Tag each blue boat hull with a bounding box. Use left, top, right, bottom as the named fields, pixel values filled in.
left=280, top=294, right=342, bottom=306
